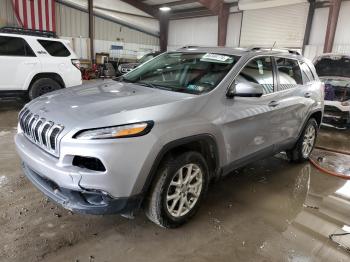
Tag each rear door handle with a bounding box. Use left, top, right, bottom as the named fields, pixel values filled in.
left=304, top=92, right=311, bottom=98
left=268, top=101, right=279, bottom=107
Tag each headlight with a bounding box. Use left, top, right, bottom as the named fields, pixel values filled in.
left=74, top=121, right=154, bottom=140
left=17, top=122, right=22, bottom=133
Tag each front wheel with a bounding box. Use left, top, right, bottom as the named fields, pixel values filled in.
left=287, top=118, right=318, bottom=162
left=144, top=151, right=209, bottom=228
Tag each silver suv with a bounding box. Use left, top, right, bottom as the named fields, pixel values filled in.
left=15, top=47, right=324, bottom=228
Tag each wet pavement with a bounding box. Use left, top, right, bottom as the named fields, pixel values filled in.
left=0, top=99, right=350, bottom=262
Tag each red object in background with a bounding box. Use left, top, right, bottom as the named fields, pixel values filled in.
left=81, top=64, right=99, bottom=80
left=11, top=0, right=56, bottom=32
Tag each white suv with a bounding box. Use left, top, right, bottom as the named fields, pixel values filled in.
left=0, top=27, right=82, bottom=100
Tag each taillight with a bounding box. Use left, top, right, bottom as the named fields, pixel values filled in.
left=71, top=59, right=81, bottom=70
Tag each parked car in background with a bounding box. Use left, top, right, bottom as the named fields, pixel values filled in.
left=16, top=47, right=323, bottom=228
left=0, top=27, right=82, bottom=100
left=314, top=53, right=350, bottom=129
left=118, top=51, right=161, bottom=75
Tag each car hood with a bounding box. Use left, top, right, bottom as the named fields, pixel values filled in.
left=314, top=54, right=350, bottom=78
left=25, top=80, right=195, bottom=129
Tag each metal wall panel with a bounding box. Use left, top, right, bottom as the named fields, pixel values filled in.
left=226, top=12, right=242, bottom=48
left=0, top=0, right=18, bottom=27
left=305, top=2, right=350, bottom=61
left=56, top=3, right=89, bottom=38
left=168, top=16, right=218, bottom=50
left=56, top=3, right=159, bottom=46
left=240, top=3, right=309, bottom=48
left=334, top=1, right=350, bottom=46
left=94, top=16, right=159, bottom=45
left=308, top=7, right=328, bottom=46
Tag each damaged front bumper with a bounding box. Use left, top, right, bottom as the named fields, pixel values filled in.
left=22, top=162, right=141, bottom=215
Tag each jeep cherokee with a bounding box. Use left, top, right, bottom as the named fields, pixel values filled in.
left=15, top=47, right=324, bottom=228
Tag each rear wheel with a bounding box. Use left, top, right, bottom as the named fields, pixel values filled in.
left=28, top=78, right=62, bottom=100
left=287, top=118, right=318, bottom=162
left=145, top=151, right=209, bottom=228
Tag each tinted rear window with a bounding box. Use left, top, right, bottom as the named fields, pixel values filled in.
left=276, top=57, right=303, bottom=89
left=0, top=36, right=35, bottom=57
left=38, top=40, right=70, bottom=57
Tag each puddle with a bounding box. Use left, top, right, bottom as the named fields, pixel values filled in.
left=0, top=130, right=11, bottom=137
left=310, top=149, right=350, bottom=177
left=0, top=175, right=9, bottom=187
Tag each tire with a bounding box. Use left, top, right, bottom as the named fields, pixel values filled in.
left=28, top=78, right=62, bottom=100
left=145, top=151, right=209, bottom=228
left=287, top=118, right=318, bottom=163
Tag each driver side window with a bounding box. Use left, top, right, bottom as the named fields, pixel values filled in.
left=236, top=57, right=274, bottom=95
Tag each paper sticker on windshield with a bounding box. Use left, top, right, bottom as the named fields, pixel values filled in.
left=187, top=85, right=205, bottom=92
left=201, top=53, right=230, bottom=62
left=257, top=60, right=264, bottom=75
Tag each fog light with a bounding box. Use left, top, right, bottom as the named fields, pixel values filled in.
left=72, top=156, right=106, bottom=172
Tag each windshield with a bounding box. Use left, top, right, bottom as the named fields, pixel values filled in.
left=314, top=56, right=350, bottom=78
left=321, top=78, right=350, bottom=102
left=121, top=52, right=240, bottom=95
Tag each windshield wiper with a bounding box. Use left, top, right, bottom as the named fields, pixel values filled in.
left=114, top=76, right=133, bottom=83
left=136, top=82, right=173, bottom=91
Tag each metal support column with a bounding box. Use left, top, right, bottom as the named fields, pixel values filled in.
left=324, top=0, right=342, bottom=53
left=218, top=3, right=230, bottom=47
left=88, top=0, right=94, bottom=61
left=159, top=12, right=169, bottom=52
left=302, top=0, right=316, bottom=53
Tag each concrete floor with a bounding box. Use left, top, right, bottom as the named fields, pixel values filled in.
left=1, top=99, right=350, bottom=262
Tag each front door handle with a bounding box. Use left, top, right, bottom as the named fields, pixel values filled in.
left=304, top=92, right=311, bottom=98
left=268, top=101, right=279, bottom=107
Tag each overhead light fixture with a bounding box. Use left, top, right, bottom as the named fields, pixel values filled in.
left=159, top=6, right=171, bottom=12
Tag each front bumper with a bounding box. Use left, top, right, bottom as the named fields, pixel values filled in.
left=15, top=130, right=159, bottom=198
left=22, top=162, right=141, bottom=214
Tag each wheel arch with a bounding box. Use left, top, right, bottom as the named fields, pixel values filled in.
left=142, top=134, right=220, bottom=198
left=310, top=110, right=323, bottom=127
left=29, top=73, right=66, bottom=90
left=296, top=109, right=323, bottom=141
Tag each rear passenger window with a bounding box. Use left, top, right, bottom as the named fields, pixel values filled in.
left=300, top=62, right=314, bottom=84
left=0, top=36, right=35, bottom=57
left=236, top=56, right=274, bottom=94
left=37, top=40, right=70, bottom=57
left=276, top=58, right=303, bottom=90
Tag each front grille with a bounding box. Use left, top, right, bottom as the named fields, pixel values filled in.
left=19, top=108, right=64, bottom=157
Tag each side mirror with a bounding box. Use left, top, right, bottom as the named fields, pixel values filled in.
left=227, top=82, right=264, bottom=98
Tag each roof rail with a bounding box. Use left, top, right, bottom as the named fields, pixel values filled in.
left=180, top=45, right=200, bottom=49
left=0, top=27, right=58, bottom=38
left=250, top=47, right=301, bottom=55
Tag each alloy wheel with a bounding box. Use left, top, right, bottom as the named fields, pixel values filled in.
left=166, top=163, right=203, bottom=218
left=302, top=125, right=316, bottom=158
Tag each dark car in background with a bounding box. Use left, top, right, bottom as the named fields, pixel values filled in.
left=314, top=53, right=350, bottom=129
left=118, top=52, right=161, bottom=75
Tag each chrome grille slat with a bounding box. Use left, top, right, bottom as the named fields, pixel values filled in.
left=37, top=118, right=47, bottom=145
left=29, top=115, right=39, bottom=139
left=18, top=108, right=64, bottom=157
left=24, top=113, right=33, bottom=134
left=46, top=122, right=54, bottom=150
left=19, top=109, right=29, bottom=131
